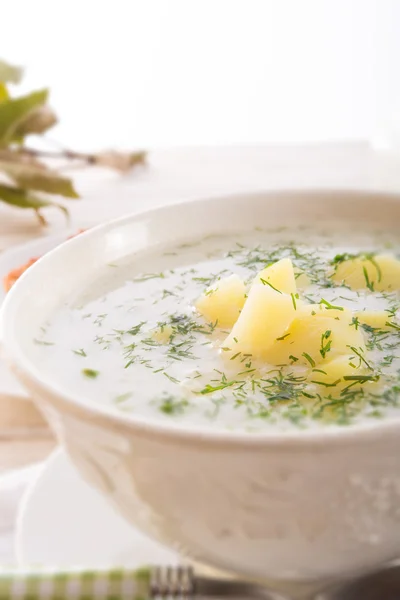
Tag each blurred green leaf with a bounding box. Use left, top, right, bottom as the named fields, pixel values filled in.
left=0, top=60, right=23, bottom=84
left=0, top=89, right=48, bottom=144
left=0, top=160, right=79, bottom=198
left=0, top=83, right=9, bottom=103
left=14, top=105, right=57, bottom=137
left=0, top=183, right=68, bottom=224
left=0, top=59, right=145, bottom=224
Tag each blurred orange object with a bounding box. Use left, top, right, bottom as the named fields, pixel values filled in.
left=3, top=229, right=87, bottom=293
left=3, top=258, right=39, bottom=292
left=67, top=228, right=86, bottom=239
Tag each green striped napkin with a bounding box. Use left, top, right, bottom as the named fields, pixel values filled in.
left=0, top=567, right=151, bottom=600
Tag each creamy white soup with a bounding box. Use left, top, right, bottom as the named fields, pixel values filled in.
left=32, top=226, right=400, bottom=431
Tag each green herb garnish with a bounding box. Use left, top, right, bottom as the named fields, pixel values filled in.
left=158, top=395, right=189, bottom=415
left=163, top=372, right=180, bottom=384
left=363, top=266, right=374, bottom=292
left=319, top=298, right=344, bottom=311
left=33, top=338, right=54, bottom=346
left=73, top=348, right=87, bottom=357
left=260, top=278, right=282, bottom=294
left=302, top=352, right=316, bottom=367
left=320, top=330, right=332, bottom=359
left=82, top=368, right=99, bottom=379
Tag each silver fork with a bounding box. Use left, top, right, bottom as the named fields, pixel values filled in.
left=149, top=565, right=287, bottom=599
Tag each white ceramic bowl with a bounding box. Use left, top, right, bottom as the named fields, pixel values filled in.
left=2, top=190, right=400, bottom=588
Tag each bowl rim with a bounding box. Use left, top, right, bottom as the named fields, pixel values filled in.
left=2, top=187, right=400, bottom=448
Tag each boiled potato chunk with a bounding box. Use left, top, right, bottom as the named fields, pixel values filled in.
left=254, top=258, right=297, bottom=294
left=152, top=324, right=173, bottom=344
left=297, top=303, right=347, bottom=320
left=356, top=310, right=393, bottom=330
left=309, top=355, right=368, bottom=390
left=195, top=274, right=246, bottom=327
left=264, top=304, right=366, bottom=366
left=295, top=269, right=312, bottom=290
left=224, top=284, right=296, bottom=358
left=331, top=253, right=400, bottom=292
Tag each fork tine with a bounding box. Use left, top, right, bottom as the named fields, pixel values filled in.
left=177, top=565, right=195, bottom=597
left=166, top=565, right=174, bottom=596
left=149, top=565, right=195, bottom=599
left=150, top=565, right=161, bottom=597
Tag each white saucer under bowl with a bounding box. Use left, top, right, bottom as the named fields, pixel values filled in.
left=14, top=450, right=339, bottom=599
left=16, top=449, right=178, bottom=567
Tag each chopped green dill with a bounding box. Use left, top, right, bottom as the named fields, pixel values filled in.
left=276, top=333, right=291, bottom=341
left=331, top=252, right=358, bottom=266
left=200, top=380, right=241, bottom=394
left=311, top=379, right=341, bottom=387
left=302, top=352, right=316, bottom=367
left=381, top=354, right=397, bottom=367
left=361, top=322, right=378, bottom=334
left=347, top=345, right=372, bottom=370
left=82, top=368, right=99, bottom=379
left=343, top=375, right=380, bottom=383
left=114, top=392, right=132, bottom=403
left=385, top=321, right=400, bottom=332
left=163, top=372, right=180, bottom=384
left=124, top=357, right=136, bottom=369
left=260, top=278, right=282, bottom=294
left=320, top=298, right=344, bottom=311
left=33, top=338, right=54, bottom=346
left=320, top=330, right=332, bottom=359
left=363, top=266, right=374, bottom=292
left=142, top=338, right=158, bottom=347
left=192, top=274, right=221, bottom=286
left=93, top=313, right=107, bottom=326
left=158, top=395, right=189, bottom=415
left=290, top=293, right=297, bottom=310
left=126, top=322, right=146, bottom=335
left=73, top=348, right=87, bottom=357
left=133, top=272, right=166, bottom=282
left=161, top=289, right=177, bottom=300
left=167, top=341, right=198, bottom=361
left=365, top=254, right=382, bottom=282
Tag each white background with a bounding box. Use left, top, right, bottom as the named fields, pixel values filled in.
left=2, top=0, right=400, bottom=150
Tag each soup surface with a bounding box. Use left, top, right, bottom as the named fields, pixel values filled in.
left=32, top=226, right=400, bottom=432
